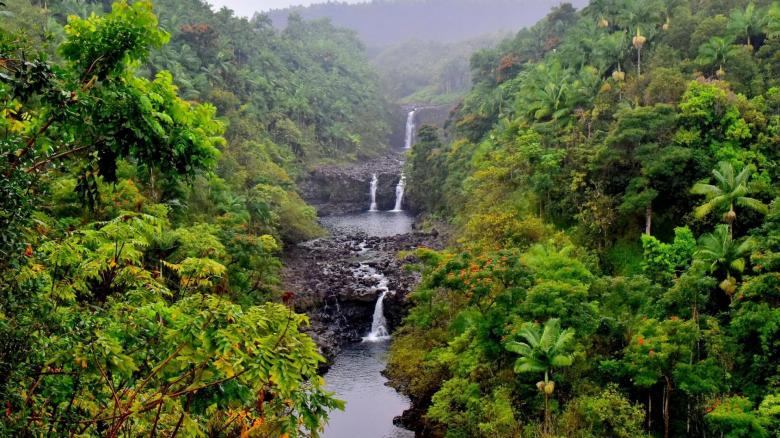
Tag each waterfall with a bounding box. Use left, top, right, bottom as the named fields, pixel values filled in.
left=369, top=174, right=379, bottom=212
left=364, top=290, right=390, bottom=342
left=404, top=109, right=417, bottom=150
left=358, top=261, right=391, bottom=342
left=391, top=175, right=405, bottom=212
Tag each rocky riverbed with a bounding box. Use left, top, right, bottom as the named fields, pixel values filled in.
left=282, top=214, right=442, bottom=362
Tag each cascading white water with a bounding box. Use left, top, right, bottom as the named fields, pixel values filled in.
left=364, top=290, right=390, bottom=341
left=391, top=175, right=406, bottom=212
left=404, top=109, right=417, bottom=150
left=369, top=174, right=379, bottom=212
left=357, top=262, right=391, bottom=342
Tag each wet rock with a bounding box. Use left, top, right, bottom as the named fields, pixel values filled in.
left=298, top=154, right=406, bottom=216
left=282, top=229, right=442, bottom=362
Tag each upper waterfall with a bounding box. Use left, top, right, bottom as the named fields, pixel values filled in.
left=404, top=109, right=417, bottom=150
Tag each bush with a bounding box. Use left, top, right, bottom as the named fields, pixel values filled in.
left=560, top=385, right=647, bottom=438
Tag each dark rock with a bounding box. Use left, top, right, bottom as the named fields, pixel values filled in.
left=298, top=154, right=406, bottom=216
left=282, top=229, right=442, bottom=363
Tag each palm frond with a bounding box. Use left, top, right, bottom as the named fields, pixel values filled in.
left=736, top=196, right=768, bottom=215
left=554, top=328, right=576, bottom=352
left=515, top=358, right=547, bottom=374
left=551, top=354, right=574, bottom=367
left=694, top=201, right=717, bottom=219
left=539, top=319, right=561, bottom=351
left=691, top=183, right=721, bottom=197
left=505, top=341, right=533, bottom=356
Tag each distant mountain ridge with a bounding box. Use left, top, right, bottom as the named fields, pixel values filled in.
left=266, top=0, right=589, bottom=47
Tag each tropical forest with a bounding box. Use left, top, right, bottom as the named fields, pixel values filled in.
left=1, top=0, right=780, bottom=437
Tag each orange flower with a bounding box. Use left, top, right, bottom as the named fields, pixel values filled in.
left=637, top=336, right=645, bottom=346
left=24, top=244, right=32, bottom=257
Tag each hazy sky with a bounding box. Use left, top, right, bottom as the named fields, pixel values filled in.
left=208, top=0, right=366, bottom=17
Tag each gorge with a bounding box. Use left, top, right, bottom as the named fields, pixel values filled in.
left=282, top=109, right=429, bottom=435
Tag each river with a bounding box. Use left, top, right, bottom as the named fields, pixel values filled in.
left=320, top=211, right=415, bottom=438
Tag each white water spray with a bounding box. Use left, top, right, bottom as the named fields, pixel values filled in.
left=357, top=262, right=391, bottom=342
left=404, top=109, right=417, bottom=150
left=364, top=290, right=390, bottom=342
left=391, top=175, right=406, bottom=212
left=369, top=174, right=379, bottom=212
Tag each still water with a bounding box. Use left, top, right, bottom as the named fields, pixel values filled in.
left=319, top=211, right=414, bottom=238
left=322, top=342, right=413, bottom=438
left=320, top=211, right=415, bottom=438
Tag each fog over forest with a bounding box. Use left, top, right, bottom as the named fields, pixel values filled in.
left=267, top=0, right=588, bottom=46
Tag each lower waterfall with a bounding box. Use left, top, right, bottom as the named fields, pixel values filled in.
left=369, top=173, right=379, bottom=212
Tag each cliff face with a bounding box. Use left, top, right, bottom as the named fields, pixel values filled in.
left=299, top=155, right=405, bottom=216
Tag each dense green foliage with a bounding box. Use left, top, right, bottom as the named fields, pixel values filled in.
left=148, top=0, right=389, bottom=163
left=0, top=0, right=398, bottom=435
left=392, top=0, right=780, bottom=437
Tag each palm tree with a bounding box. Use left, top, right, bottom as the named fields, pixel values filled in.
left=633, top=27, right=647, bottom=76
left=660, top=0, right=686, bottom=30
left=695, top=225, right=754, bottom=298
left=691, top=162, right=768, bottom=237
left=506, top=318, right=575, bottom=435
left=594, top=31, right=627, bottom=77
left=766, top=3, right=780, bottom=39
left=697, top=36, right=741, bottom=78
left=727, top=2, right=765, bottom=50
left=519, top=61, right=576, bottom=126
left=614, top=0, right=662, bottom=77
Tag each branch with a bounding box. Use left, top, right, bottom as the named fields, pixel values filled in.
left=25, top=144, right=92, bottom=173
left=92, top=347, right=123, bottom=415
left=10, top=116, right=56, bottom=172
left=122, top=343, right=186, bottom=405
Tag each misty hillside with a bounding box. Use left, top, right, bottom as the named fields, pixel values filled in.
left=267, top=0, right=589, bottom=47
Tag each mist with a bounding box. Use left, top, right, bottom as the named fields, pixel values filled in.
left=267, top=0, right=587, bottom=47
left=208, top=0, right=367, bottom=16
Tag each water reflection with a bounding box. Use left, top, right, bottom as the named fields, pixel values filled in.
left=320, top=211, right=414, bottom=237
left=322, top=341, right=413, bottom=438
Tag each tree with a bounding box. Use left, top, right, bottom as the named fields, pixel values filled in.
left=633, top=27, right=647, bottom=76
left=406, top=125, right=446, bottom=213
left=615, top=0, right=663, bottom=76
left=706, top=396, right=770, bottom=437
left=641, top=226, right=696, bottom=286
left=727, top=2, right=764, bottom=50
left=505, top=318, right=575, bottom=435
left=602, top=104, right=682, bottom=235
left=606, top=318, right=700, bottom=438
left=691, top=162, right=768, bottom=237
left=698, top=36, right=741, bottom=77
left=0, top=2, right=343, bottom=435
left=695, top=224, right=754, bottom=298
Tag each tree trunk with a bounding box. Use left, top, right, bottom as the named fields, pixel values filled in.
left=544, top=392, right=550, bottom=435
left=648, top=392, right=652, bottom=430
left=663, top=378, right=672, bottom=438
left=544, top=371, right=550, bottom=435
left=637, top=48, right=642, bottom=77
left=645, top=204, right=653, bottom=235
